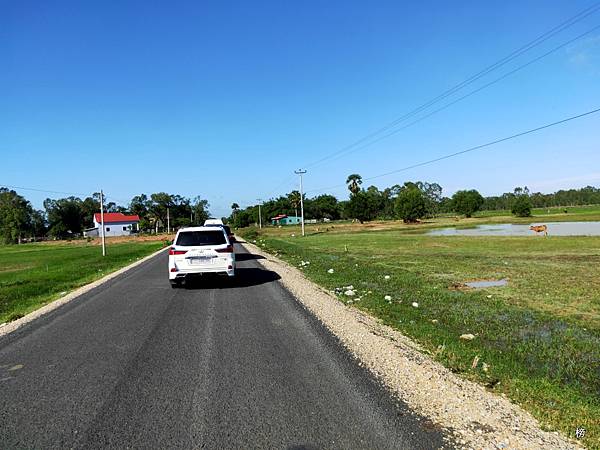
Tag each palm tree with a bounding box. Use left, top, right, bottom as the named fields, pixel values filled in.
left=346, top=174, right=363, bottom=195
left=231, top=203, right=239, bottom=222
left=288, top=191, right=301, bottom=217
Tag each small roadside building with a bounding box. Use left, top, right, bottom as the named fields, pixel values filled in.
left=271, top=214, right=302, bottom=226
left=84, top=213, right=140, bottom=237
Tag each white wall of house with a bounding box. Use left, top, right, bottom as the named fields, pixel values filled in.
left=91, top=220, right=139, bottom=237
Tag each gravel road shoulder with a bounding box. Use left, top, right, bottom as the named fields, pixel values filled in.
left=240, top=239, right=584, bottom=450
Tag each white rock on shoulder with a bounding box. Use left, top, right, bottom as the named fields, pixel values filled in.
left=411, top=302, right=419, bottom=308
left=344, top=290, right=356, bottom=297
left=460, top=333, right=476, bottom=341
left=384, top=295, right=392, bottom=301
left=327, top=268, right=334, bottom=274
left=384, top=275, right=391, bottom=280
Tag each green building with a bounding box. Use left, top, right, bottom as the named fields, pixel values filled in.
left=271, top=214, right=302, bottom=225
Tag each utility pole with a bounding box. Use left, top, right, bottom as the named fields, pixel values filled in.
left=294, top=169, right=307, bottom=236
left=167, top=207, right=170, bottom=234
left=100, top=189, right=106, bottom=256
left=257, top=199, right=263, bottom=229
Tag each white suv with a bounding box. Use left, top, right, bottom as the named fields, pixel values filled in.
left=168, top=226, right=235, bottom=287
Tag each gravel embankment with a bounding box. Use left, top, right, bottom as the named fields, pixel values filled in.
left=241, top=239, right=584, bottom=450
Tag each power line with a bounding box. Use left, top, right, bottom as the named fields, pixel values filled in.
left=0, top=184, right=90, bottom=197
left=305, top=106, right=600, bottom=194
left=312, top=23, right=600, bottom=167
left=263, top=175, right=297, bottom=200
left=302, top=2, right=600, bottom=170
left=0, top=184, right=130, bottom=205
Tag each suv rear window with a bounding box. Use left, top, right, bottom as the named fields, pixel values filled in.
left=176, top=230, right=226, bottom=246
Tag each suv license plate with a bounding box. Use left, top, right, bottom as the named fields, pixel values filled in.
left=190, top=257, right=212, bottom=264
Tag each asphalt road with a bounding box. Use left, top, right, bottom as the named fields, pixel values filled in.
left=0, top=244, right=447, bottom=449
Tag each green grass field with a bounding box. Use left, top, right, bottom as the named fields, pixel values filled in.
left=0, top=240, right=165, bottom=324
left=244, top=226, right=600, bottom=448
left=260, top=205, right=600, bottom=240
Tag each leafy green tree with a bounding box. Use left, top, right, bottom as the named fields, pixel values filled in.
left=512, top=194, right=532, bottom=217
left=395, top=184, right=428, bottom=223
left=346, top=174, right=363, bottom=195
left=451, top=189, right=484, bottom=218
left=345, top=190, right=380, bottom=223
left=417, top=182, right=443, bottom=217
left=81, top=196, right=101, bottom=228
left=381, top=184, right=402, bottom=218
left=129, top=194, right=151, bottom=231
left=148, top=193, right=173, bottom=232
left=29, top=209, right=46, bottom=239
left=307, top=194, right=340, bottom=220
left=191, top=196, right=210, bottom=225
left=130, top=195, right=150, bottom=217
left=44, top=197, right=85, bottom=238
left=232, top=209, right=252, bottom=228
left=0, top=188, right=37, bottom=243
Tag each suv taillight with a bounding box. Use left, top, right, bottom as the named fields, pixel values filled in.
left=215, top=245, right=234, bottom=253
left=169, top=247, right=188, bottom=255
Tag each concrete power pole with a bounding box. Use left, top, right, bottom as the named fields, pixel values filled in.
left=294, top=169, right=307, bottom=237
left=167, top=207, right=170, bottom=234
left=100, top=189, right=106, bottom=256
left=257, top=199, right=263, bottom=229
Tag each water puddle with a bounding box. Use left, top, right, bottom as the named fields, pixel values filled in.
left=427, top=221, right=600, bottom=237
left=464, top=279, right=508, bottom=289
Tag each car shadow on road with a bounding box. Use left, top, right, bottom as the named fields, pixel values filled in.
left=182, top=267, right=280, bottom=290
left=235, top=253, right=266, bottom=262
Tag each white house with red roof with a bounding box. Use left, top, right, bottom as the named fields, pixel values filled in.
left=84, top=213, right=140, bottom=237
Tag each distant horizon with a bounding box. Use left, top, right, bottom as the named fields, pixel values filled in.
left=4, top=180, right=600, bottom=217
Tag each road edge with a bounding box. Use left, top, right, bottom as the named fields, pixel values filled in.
left=0, top=246, right=168, bottom=338
left=239, top=238, right=584, bottom=450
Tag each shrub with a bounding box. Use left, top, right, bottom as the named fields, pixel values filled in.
left=451, top=189, right=484, bottom=218
left=512, top=195, right=532, bottom=217
left=395, top=187, right=428, bottom=223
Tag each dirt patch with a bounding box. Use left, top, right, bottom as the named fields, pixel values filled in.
left=35, top=234, right=175, bottom=246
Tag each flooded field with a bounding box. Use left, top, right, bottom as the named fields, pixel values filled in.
left=427, top=221, right=600, bottom=236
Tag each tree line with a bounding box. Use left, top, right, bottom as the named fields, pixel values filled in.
left=481, top=185, right=600, bottom=210
left=228, top=175, right=600, bottom=227
left=0, top=188, right=211, bottom=244
left=3, top=181, right=600, bottom=243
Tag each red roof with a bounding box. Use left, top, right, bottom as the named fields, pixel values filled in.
left=94, top=213, right=140, bottom=224
left=271, top=214, right=288, bottom=220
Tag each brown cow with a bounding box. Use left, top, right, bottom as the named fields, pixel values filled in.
left=529, top=224, right=548, bottom=236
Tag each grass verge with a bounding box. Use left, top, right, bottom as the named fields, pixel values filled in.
left=0, top=240, right=165, bottom=323
left=243, top=228, right=600, bottom=449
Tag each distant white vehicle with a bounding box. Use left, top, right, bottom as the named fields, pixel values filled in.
left=204, top=218, right=224, bottom=226
left=168, top=226, right=235, bottom=287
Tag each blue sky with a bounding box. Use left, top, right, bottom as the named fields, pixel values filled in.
left=2, top=0, right=599, bottom=217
